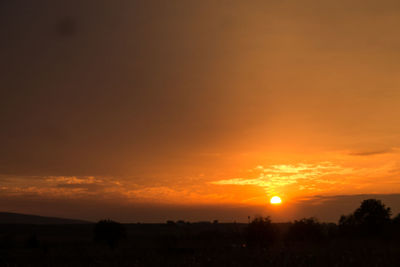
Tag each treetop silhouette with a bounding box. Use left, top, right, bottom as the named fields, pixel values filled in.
left=339, top=199, right=391, bottom=236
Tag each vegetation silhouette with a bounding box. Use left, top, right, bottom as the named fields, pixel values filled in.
left=25, top=233, right=40, bottom=249
left=0, top=233, right=15, bottom=249
left=339, top=199, right=391, bottom=237
left=3, top=199, right=400, bottom=265
left=391, top=212, right=400, bottom=238
left=392, top=213, right=400, bottom=224
left=285, top=217, right=325, bottom=243
left=246, top=216, right=278, bottom=248
left=93, top=219, right=126, bottom=249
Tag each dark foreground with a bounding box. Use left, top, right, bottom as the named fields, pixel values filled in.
left=1, top=222, right=400, bottom=267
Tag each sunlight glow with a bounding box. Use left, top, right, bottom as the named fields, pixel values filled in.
left=270, top=196, right=282, bottom=205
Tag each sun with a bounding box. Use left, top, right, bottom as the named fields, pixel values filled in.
left=270, top=196, right=282, bottom=205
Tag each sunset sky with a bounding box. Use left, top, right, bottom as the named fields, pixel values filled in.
left=2, top=0, right=400, bottom=222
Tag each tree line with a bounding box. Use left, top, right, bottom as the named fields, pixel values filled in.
left=92, top=198, right=399, bottom=249
left=247, top=198, right=400, bottom=248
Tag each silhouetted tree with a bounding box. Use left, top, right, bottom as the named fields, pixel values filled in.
left=392, top=213, right=400, bottom=225
left=166, top=220, right=175, bottom=225
left=339, top=199, right=391, bottom=237
left=94, top=219, right=126, bottom=249
left=389, top=213, right=400, bottom=238
left=286, top=217, right=324, bottom=243
left=338, top=214, right=357, bottom=236
left=246, top=216, right=278, bottom=248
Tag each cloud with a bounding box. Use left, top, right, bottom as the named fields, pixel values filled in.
left=55, top=183, right=103, bottom=190
left=348, top=149, right=394, bottom=156
left=212, top=162, right=350, bottom=196
left=211, top=148, right=400, bottom=198
left=0, top=174, right=230, bottom=205
left=46, top=176, right=99, bottom=185
left=0, top=175, right=119, bottom=199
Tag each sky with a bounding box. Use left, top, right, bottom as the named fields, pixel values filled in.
left=2, top=0, right=400, bottom=222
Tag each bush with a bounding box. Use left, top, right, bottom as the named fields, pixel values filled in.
left=94, top=219, right=126, bottom=249
left=246, top=216, right=278, bottom=248
left=393, top=213, right=400, bottom=225
left=286, top=217, right=324, bottom=243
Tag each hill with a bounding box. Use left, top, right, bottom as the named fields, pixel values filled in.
left=0, top=212, right=91, bottom=224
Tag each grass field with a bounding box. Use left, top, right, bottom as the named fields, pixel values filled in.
left=1, top=222, right=400, bottom=266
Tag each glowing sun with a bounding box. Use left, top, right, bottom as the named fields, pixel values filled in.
left=270, top=196, right=282, bottom=205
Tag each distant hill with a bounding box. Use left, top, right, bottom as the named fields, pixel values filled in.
left=0, top=212, right=92, bottom=224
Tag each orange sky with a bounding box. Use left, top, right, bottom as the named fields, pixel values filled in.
left=1, top=0, right=400, bottom=222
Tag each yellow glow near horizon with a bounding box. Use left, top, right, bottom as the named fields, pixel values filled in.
left=270, top=196, right=282, bottom=205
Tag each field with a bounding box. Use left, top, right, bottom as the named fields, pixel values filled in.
left=1, top=222, right=400, bottom=266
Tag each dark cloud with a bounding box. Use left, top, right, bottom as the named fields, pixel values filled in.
left=348, top=149, right=393, bottom=156
left=55, top=183, right=103, bottom=191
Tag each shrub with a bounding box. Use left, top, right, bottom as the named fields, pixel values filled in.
left=392, top=213, right=400, bottom=225
left=94, top=219, right=126, bottom=249
left=246, top=216, right=278, bottom=248
left=286, top=217, right=324, bottom=243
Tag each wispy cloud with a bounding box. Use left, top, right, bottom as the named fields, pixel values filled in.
left=0, top=175, right=228, bottom=205
left=211, top=159, right=400, bottom=198
left=212, top=162, right=349, bottom=196
left=0, top=176, right=120, bottom=198
left=348, top=149, right=393, bottom=156
left=2, top=150, right=400, bottom=206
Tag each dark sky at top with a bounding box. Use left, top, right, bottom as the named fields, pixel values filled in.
left=1, top=0, right=277, bottom=178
